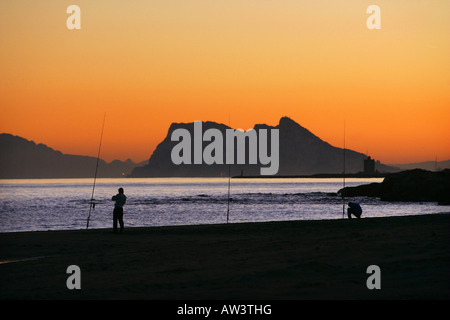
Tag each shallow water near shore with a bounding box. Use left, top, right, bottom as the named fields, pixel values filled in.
left=0, top=177, right=448, bottom=233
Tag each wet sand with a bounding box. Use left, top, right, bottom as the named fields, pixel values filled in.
left=0, top=214, right=449, bottom=300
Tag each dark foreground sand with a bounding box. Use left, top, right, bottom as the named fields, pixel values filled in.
left=1, top=214, right=449, bottom=300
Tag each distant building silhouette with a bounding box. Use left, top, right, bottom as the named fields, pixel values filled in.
left=364, top=156, right=375, bottom=174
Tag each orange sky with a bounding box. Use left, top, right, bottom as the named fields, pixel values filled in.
left=1, top=0, right=449, bottom=164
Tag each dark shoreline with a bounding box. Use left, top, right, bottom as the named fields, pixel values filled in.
left=1, top=213, right=449, bottom=299
left=233, top=173, right=389, bottom=178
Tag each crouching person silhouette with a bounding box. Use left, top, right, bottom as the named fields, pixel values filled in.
left=112, top=187, right=126, bottom=233
left=347, top=202, right=362, bottom=219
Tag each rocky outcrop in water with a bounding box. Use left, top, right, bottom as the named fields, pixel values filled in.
left=339, top=169, right=450, bottom=203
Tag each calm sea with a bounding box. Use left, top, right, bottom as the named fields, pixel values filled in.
left=0, top=178, right=448, bottom=233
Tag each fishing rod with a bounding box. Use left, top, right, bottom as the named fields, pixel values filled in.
left=226, top=115, right=231, bottom=224
left=342, top=120, right=346, bottom=219
left=86, top=113, right=106, bottom=229
left=226, top=162, right=231, bottom=223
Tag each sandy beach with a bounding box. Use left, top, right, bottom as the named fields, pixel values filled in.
left=1, top=213, right=449, bottom=300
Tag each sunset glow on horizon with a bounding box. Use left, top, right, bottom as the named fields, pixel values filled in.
left=1, top=1, right=449, bottom=165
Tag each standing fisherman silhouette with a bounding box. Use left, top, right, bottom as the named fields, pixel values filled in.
left=112, top=187, right=126, bottom=233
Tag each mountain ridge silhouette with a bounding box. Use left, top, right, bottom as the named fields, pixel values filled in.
left=130, top=117, right=400, bottom=177
left=0, top=133, right=145, bottom=179
left=3, top=117, right=444, bottom=179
